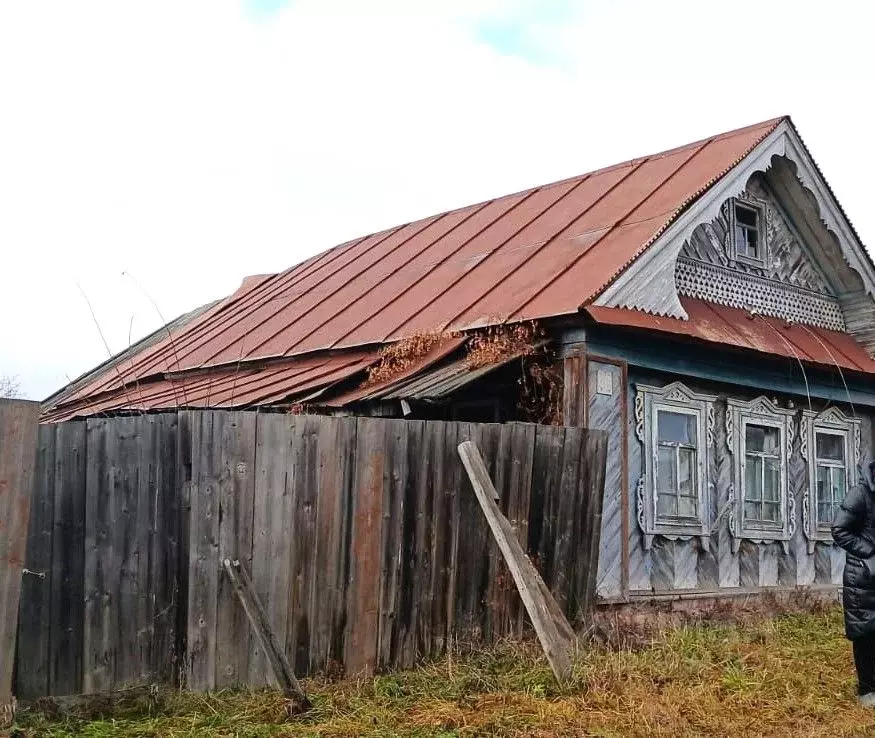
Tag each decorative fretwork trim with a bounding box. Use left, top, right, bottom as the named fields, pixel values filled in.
left=676, top=258, right=846, bottom=331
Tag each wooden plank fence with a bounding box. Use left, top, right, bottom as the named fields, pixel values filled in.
left=0, top=399, right=40, bottom=723
left=16, top=415, right=181, bottom=698
left=16, top=411, right=606, bottom=697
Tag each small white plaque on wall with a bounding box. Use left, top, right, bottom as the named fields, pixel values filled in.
left=596, top=368, right=613, bottom=396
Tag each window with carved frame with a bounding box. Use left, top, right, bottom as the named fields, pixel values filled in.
left=726, top=397, right=794, bottom=552
left=729, top=196, right=767, bottom=268
left=635, top=382, right=716, bottom=551
left=801, top=407, right=860, bottom=551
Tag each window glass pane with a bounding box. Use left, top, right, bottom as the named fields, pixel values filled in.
left=816, top=432, right=844, bottom=462
left=817, top=501, right=833, bottom=526
left=736, top=204, right=757, bottom=227
left=746, top=424, right=779, bottom=454
left=745, top=455, right=762, bottom=502
left=746, top=230, right=758, bottom=258
left=735, top=224, right=749, bottom=253
left=678, top=495, right=697, bottom=518
left=657, top=411, right=696, bottom=445
left=657, top=446, right=676, bottom=490
left=657, top=492, right=676, bottom=518
left=744, top=501, right=759, bottom=521
left=763, top=457, right=780, bottom=502
left=834, top=467, right=847, bottom=503
left=761, top=502, right=780, bottom=523
left=815, top=465, right=829, bottom=506
left=657, top=446, right=677, bottom=518
left=678, top=447, right=695, bottom=496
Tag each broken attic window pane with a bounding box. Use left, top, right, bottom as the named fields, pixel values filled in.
left=734, top=202, right=760, bottom=260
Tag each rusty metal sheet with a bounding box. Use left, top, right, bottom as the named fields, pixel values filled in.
left=585, top=299, right=875, bottom=375
left=43, top=350, right=378, bottom=422
left=47, top=118, right=787, bottom=419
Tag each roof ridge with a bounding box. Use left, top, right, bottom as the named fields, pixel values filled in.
left=272, top=116, right=790, bottom=281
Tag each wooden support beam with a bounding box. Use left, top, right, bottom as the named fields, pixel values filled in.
left=457, top=441, right=575, bottom=683
left=222, top=559, right=311, bottom=712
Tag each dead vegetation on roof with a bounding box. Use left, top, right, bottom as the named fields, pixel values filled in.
left=463, top=322, right=563, bottom=426
left=464, top=322, right=543, bottom=370
left=365, top=331, right=456, bottom=387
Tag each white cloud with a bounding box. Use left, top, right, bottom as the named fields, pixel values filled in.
left=1, top=0, right=873, bottom=399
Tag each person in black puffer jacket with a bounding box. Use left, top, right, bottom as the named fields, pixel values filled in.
left=832, top=459, right=875, bottom=706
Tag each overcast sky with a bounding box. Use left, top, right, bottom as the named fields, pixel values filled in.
left=2, top=0, right=873, bottom=401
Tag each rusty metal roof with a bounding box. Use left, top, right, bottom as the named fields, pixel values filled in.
left=585, top=298, right=875, bottom=375
left=46, top=114, right=871, bottom=421
left=53, top=118, right=781, bottom=399
left=42, top=349, right=377, bottom=422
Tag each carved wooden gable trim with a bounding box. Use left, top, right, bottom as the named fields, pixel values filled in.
left=675, top=174, right=846, bottom=332
left=596, top=120, right=875, bottom=355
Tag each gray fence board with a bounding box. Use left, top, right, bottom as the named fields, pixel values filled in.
left=215, top=411, right=257, bottom=688
left=50, top=420, right=86, bottom=696
left=17, top=423, right=55, bottom=698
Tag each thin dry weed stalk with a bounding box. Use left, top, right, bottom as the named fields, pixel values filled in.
left=518, top=351, right=563, bottom=425
left=0, top=374, right=22, bottom=399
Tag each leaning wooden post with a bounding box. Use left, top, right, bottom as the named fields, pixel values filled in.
left=222, top=558, right=311, bottom=712
left=457, top=440, right=575, bottom=683
left=0, top=400, right=39, bottom=737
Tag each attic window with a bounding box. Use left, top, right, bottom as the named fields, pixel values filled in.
left=732, top=200, right=764, bottom=264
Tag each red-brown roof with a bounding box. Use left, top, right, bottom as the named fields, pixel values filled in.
left=46, top=115, right=868, bottom=420
left=586, top=298, right=875, bottom=375
left=42, top=349, right=377, bottom=422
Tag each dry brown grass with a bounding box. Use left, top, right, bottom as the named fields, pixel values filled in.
left=366, top=331, right=454, bottom=387
left=15, top=607, right=875, bottom=737
left=465, top=323, right=543, bottom=371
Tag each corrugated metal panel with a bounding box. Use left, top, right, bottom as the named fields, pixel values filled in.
left=585, top=298, right=875, bottom=374
left=57, top=118, right=784, bottom=413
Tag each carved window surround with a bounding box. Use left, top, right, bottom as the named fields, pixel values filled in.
left=726, top=396, right=795, bottom=554
left=800, top=407, right=861, bottom=553
left=635, top=381, right=716, bottom=551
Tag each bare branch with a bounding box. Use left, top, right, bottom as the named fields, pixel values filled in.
left=0, top=375, right=22, bottom=399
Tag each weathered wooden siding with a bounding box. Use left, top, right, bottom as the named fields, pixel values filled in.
left=17, top=412, right=606, bottom=696
left=585, top=361, right=625, bottom=600
left=563, top=343, right=874, bottom=602
left=622, top=370, right=873, bottom=596
left=0, top=400, right=39, bottom=715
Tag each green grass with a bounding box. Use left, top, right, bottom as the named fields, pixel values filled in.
left=14, top=608, right=875, bottom=737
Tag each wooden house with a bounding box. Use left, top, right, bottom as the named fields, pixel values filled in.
left=43, top=116, right=875, bottom=604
